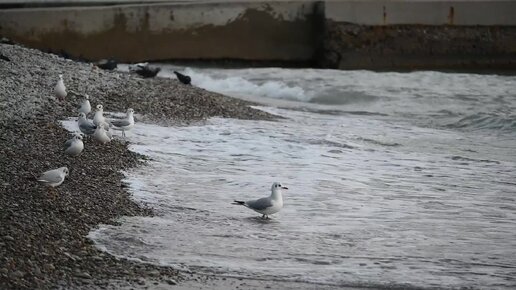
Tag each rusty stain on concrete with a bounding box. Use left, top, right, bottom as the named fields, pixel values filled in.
left=448, top=6, right=455, bottom=25
left=0, top=8, right=315, bottom=62
left=382, top=6, right=387, bottom=25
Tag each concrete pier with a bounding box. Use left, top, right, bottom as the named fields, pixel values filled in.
left=0, top=0, right=515, bottom=66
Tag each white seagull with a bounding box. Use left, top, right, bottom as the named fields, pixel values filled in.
left=37, top=166, right=69, bottom=196
left=111, top=108, right=135, bottom=137
left=77, top=112, right=97, bottom=135
left=93, top=123, right=111, bottom=144
left=232, top=182, right=288, bottom=219
left=54, top=74, right=67, bottom=101
left=64, top=134, right=84, bottom=156
left=93, top=104, right=108, bottom=127
left=78, top=94, right=91, bottom=115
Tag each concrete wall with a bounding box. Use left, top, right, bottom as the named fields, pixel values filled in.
left=0, top=0, right=515, bottom=63
left=325, top=0, right=516, bottom=26
left=0, top=1, right=319, bottom=62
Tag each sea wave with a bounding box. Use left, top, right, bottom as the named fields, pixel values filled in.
left=447, top=112, right=516, bottom=133
left=161, top=68, right=383, bottom=105
left=173, top=68, right=311, bottom=102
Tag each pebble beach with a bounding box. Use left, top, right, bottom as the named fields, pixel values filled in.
left=0, top=42, right=276, bottom=289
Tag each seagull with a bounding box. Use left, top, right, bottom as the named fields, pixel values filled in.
left=111, top=108, right=135, bottom=137
left=101, top=123, right=113, bottom=139
left=77, top=112, right=97, bottom=135
left=93, top=104, right=108, bottom=127
left=130, top=62, right=161, bottom=78
left=93, top=123, right=111, bottom=144
left=78, top=94, right=91, bottom=115
left=54, top=74, right=67, bottom=101
left=37, top=166, right=69, bottom=196
left=64, top=134, right=84, bottom=156
left=232, top=182, right=288, bottom=219
left=173, top=71, right=191, bottom=85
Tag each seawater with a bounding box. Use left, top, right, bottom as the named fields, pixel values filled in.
left=89, top=67, right=516, bottom=289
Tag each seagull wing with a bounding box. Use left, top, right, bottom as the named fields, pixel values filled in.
left=111, top=119, right=131, bottom=127
left=79, top=120, right=97, bottom=134
left=38, top=170, right=62, bottom=184
left=246, top=197, right=273, bottom=211
left=63, top=139, right=73, bottom=150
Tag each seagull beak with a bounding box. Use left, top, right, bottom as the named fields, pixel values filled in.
left=282, top=186, right=289, bottom=190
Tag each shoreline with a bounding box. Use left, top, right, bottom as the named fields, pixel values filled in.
left=0, top=43, right=276, bottom=289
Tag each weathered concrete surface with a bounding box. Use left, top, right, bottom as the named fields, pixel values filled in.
left=1, top=0, right=516, bottom=69
left=325, top=0, right=516, bottom=26
left=0, top=2, right=319, bottom=62
left=319, top=22, right=516, bottom=70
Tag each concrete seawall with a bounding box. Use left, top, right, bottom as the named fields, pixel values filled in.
left=0, top=1, right=320, bottom=62
left=1, top=0, right=515, bottom=69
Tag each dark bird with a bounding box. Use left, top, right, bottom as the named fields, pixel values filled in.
left=173, top=71, right=191, bottom=85
left=1, top=37, right=15, bottom=45
left=0, top=54, right=10, bottom=62
left=130, top=62, right=161, bottom=78
left=95, top=59, right=118, bottom=70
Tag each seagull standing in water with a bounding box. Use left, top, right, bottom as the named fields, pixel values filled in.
left=78, top=94, right=91, bottom=115
left=232, top=182, right=288, bottom=219
left=54, top=74, right=67, bottom=101
left=111, top=108, right=135, bottom=137
left=64, top=134, right=84, bottom=156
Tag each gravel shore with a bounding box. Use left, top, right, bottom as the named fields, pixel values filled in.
left=0, top=43, right=275, bottom=289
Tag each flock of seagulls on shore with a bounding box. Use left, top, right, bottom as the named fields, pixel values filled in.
left=37, top=67, right=285, bottom=218
left=37, top=74, right=135, bottom=195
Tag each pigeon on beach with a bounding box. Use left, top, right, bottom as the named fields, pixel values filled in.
left=130, top=62, right=161, bottom=78
left=95, top=59, right=118, bottom=70
left=111, top=108, right=135, bottom=137
left=173, top=71, right=191, bottom=85
left=232, top=182, right=288, bottom=219
left=78, top=94, right=91, bottom=115
left=54, top=74, right=67, bottom=101
left=64, top=134, right=84, bottom=156
left=37, top=166, right=69, bottom=196
left=78, top=112, right=97, bottom=135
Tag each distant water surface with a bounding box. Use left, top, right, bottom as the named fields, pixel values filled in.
left=90, top=67, right=516, bottom=289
